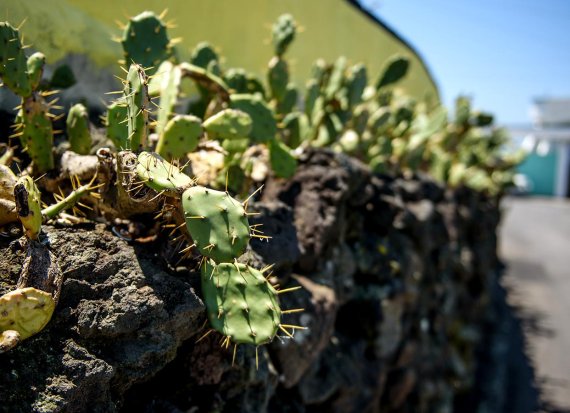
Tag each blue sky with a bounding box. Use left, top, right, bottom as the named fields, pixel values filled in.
left=359, top=0, right=570, bottom=126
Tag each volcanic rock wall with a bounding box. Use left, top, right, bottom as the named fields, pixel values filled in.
left=0, top=148, right=502, bottom=413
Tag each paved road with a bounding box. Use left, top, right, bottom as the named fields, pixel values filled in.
left=500, top=197, right=570, bottom=411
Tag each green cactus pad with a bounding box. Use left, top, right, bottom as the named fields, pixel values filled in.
left=121, top=11, right=171, bottom=76
left=203, top=109, right=252, bottom=140
left=105, top=100, right=129, bottom=150
left=66, top=103, right=91, bottom=155
left=13, top=176, right=42, bottom=240
left=201, top=261, right=281, bottom=346
left=179, top=62, right=229, bottom=101
left=376, top=56, right=410, bottom=90
left=136, top=151, right=193, bottom=192
left=276, top=84, right=298, bottom=115
left=221, top=138, right=249, bottom=155
left=325, top=56, right=347, bottom=99
left=190, top=42, right=219, bottom=69
left=272, top=14, right=296, bottom=57
left=0, top=287, right=55, bottom=351
left=223, top=68, right=266, bottom=97
left=151, top=61, right=182, bottom=134
left=282, top=111, right=310, bottom=149
left=304, top=79, right=320, bottom=119
left=269, top=140, right=297, bottom=179
left=267, top=57, right=289, bottom=102
left=26, top=52, right=45, bottom=91
left=0, top=22, right=32, bottom=97
left=19, top=96, right=54, bottom=173
left=368, top=108, right=392, bottom=135
left=229, top=94, right=276, bottom=143
left=124, top=63, right=149, bottom=150
left=347, top=64, right=367, bottom=107
left=182, top=186, right=250, bottom=262
left=156, top=114, right=202, bottom=159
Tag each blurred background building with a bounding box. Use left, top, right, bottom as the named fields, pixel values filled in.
left=509, top=98, right=570, bottom=197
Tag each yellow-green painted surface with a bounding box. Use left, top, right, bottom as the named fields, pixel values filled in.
left=0, top=0, right=438, bottom=100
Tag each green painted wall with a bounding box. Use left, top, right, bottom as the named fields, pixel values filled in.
left=0, top=0, right=438, bottom=101
left=517, top=150, right=558, bottom=196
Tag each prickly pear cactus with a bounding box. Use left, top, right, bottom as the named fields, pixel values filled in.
left=17, top=96, right=54, bottom=174
left=201, top=261, right=281, bottom=346
left=276, top=84, right=298, bottom=115
left=229, top=94, right=277, bottom=143
left=281, top=111, right=310, bottom=149
left=0, top=22, right=32, bottom=97
left=269, top=140, right=297, bottom=179
left=223, top=68, right=266, bottom=97
left=346, top=64, right=367, bottom=108
left=203, top=109, right=252, bottom=140
left=105, top=100, right=129, bottom=150
left=121, top=11, right=172, bottom=76
left=13, top=176, right=42, bottom=240
left=66, top=103, right=91, bottom=155
left=0, top=287, right=55, bottom=353
left=190, top=42, right=219, bottom=70
left=26, top=52, right=46, bottom=91
left=136, top=151, right=193, bottom=192
left=151, top=61, right=182, bottom=135
left=267, top=57, right=289, bottom=102
left=182, top=186, right=250, bottom=263
left=156, top=114, right=202, bottom=159
left=124, top=63, right=150, bottom=150
left=272, top=14, right=296, bottom=57
left=376, top=56, right=410, bottom=90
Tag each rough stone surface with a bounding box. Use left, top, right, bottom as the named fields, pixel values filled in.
left=0, top=148, right=505, bottom=413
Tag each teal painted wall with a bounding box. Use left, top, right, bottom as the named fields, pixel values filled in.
left=517, top=148, right=558, bottom=196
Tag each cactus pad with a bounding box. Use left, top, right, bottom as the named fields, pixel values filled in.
left=201, top=261, right=281, bottom=345
left=224, top=68, right=266, bottom=97
left=17, top=96, right=54, bottom=174
left=105, top=100, right=129, bottom=150
left=26, top=52, right=45, bottom=91
left=14, top=176, right=42, bottom=240
left=121, top=11, right=171, bottom=75
left=182, top=186, right=250, bottom=262
left=229, top=94, right=276, bottom=143
left=190, top=42, right=219, bottom=69
left=376, top=56, right=410, bottom=90
left=203, top=109, right=252, bottom=140
left=136, top=151, right=193, bottom=192
left=269, top=140, right=297, bottom=179
left=124, top=63, right=150, bottom=150
left=152, top=61, right=182, bottom=134
left=0, top=22, right=32, bottom=97
left=267, top=57, right=289, bottom=102
left=346, top=64, right=367, bottom=107
left=66, top=103, right=91, bottom=155
left=276, top=84, right=298, bottom=115
left=156, top=114, right=202, bottom=159
left=272, top=14, right=296, bottom=57
left=0, top=287, right=55, bottom=352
